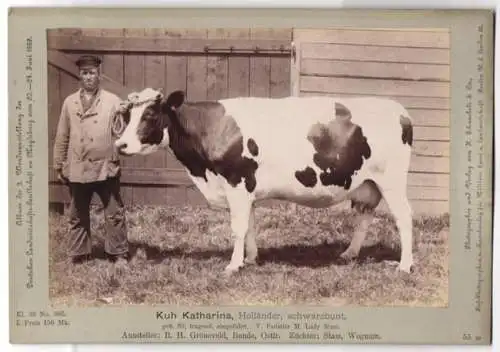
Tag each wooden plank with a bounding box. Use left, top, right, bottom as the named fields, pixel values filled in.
left=100, top=29, right=124, bottom=85
left=413, top=141, right=449, bottom=157
left=300, top=43, right=450, bottom=65
left=57, top=28, right=82, bottom=36
left=47, top=34, right=292, bottom=54
left=407, top=172, right=449, bottom=188
left=268, top=28, right=293, bottom=41
left=250, top=28, right=272, bottom=97
left=80, top=28, right=102, bottom=36
left=301, top=59, right=450, bottom=81
left=413, top=126, right=450, bottom=141
left=49, top=166, right=450, bottom=189
left=300, top=76, right=450, bottom=98
left=293, top=28, right=450, bottom=49
left=406, top=109, right=449, bottom=127
left=207, top=29, right=229, bottom=100
left=300, top=91, right=450, bottom=110
left=163, top=30, right=189, bottom=171
left=227, top=30, right=251, bottom=98
left=165, top=187, right=189, bottom=207
left=122, top=28, right=146, bottom=205
left=270, top=56, right=291, bottom=98
left=186, top=29, right=208, bottom=101
left=407, top=186, right=448, bottom=201
left=48, top=167, right=189, bottom=185
left=143, top=28, right=169, bottom=203
left=59, top=69, right=80, bottom=102
left=410, top=155, right=449, bottom=174
left=49, top=184, right=70, bottom=203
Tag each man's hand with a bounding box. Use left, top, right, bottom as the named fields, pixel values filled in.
left=117, top=100, right=131, bottom=115
left=56, top=169, right=69, bottom=185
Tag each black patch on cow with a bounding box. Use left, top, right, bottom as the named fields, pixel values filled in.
left=350, top=179, right=382, bottom=213
left=159, top=91, right=259, bottom=193
left=400, top=115, right=413, bottom=147
left=247, top=138, right=259, bottom=156
left=306, top=105, right=371, bottom=190
left=138, top=102, right=165, bottom=145
left=295, top=167, right=317, bottom=188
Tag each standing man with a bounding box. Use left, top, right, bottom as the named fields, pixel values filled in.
left=53, top=55, right=129, bottom=265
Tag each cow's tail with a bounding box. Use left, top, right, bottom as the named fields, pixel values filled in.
left=399, top=114, right=413, bottom=147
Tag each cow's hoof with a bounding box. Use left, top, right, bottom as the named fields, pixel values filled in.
left=244, top=257, right=257, bottom=266
left=223, top=265, right=242, bottom=277
left=399, top=263, right=415, bottom=274
left=339, top=248, right=358, bottom=263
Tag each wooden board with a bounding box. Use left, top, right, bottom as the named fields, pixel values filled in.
left=300, top=91, right=449, bottom=110
left=413, top=141, right=449, bottom=157
left=413, top=126, right=450, bottom=142
left=227, top=30, right=251, bottom=98
left=250, top=29, right=272, bottom=97
left=301, top=42, right=450, bottom=65
left=300, top=75, right=450, bottom=98
left=186, top=29, right=208, bottom=101
left=207, top=29, right=229, bottom=100
left=122, top=28, right=146, bottom=204
left=301, top=59, right=449, bottom=81
left=100, top=29, right=125, bottom=86
left=47, top=34, right=292, bottom=54
left=409, top=155, right=449, bottom=174
left=407, top=172, right=449, bottom=188
left=142, top=28, right=168, bottom=204
left=293, top=28, right=450, bottom=49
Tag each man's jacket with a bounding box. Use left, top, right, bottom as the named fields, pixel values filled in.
left=53, top=88, right=123, bottom=183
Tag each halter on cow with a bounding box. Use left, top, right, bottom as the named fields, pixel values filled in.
left=114, top=88, right=415, bottom=276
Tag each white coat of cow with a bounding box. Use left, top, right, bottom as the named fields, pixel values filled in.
left=113, top=88, right=415, bottom=275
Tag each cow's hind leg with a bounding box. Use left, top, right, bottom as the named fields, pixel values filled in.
left=339, top=212, right=374, bottom=262
left=340, top=180, right=381, bottom=262
left=381, top=187, right=414, bottom=273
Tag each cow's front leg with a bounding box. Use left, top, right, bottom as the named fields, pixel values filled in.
left=224, top=193, right=252, bottom=276
left=244, top=204, right=258, bottom=265
left=340, top=212, right=374, bottom=262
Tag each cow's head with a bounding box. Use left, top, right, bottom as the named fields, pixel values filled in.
left=114, top=88, right=185, bottom=156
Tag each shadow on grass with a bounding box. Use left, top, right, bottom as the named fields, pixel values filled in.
left=90, top=240, right=401, bottom=268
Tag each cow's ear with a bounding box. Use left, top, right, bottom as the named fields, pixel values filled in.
left=164, top=90, right=185, bottom=111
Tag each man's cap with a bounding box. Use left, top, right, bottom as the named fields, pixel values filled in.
left=76, top=55, right=102, bottom=68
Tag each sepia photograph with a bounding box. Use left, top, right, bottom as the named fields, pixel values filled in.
left=46, top=26, right=451, bottom=308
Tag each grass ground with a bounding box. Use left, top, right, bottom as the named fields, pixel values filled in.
left=49, top=203, right=449, bottom=307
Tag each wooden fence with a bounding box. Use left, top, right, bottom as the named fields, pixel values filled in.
left=47, top=27, right=450, bottom=215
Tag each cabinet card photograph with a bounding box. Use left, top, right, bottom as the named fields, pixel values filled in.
left=9, top=8, right=493, bottom=345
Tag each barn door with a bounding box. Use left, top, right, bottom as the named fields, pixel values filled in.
left=290, top=28, right=451, bottom=215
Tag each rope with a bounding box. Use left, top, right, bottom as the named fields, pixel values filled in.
left=111, top=111, right=126, bottom=138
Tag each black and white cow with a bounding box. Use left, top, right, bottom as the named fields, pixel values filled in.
left=114, top=88, right=415, bottom=275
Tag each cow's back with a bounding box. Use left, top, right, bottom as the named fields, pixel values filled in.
left=218, top=96, right=408, bottom=163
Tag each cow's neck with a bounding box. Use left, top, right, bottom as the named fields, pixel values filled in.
left=164, top=104, right=214, bottom=181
